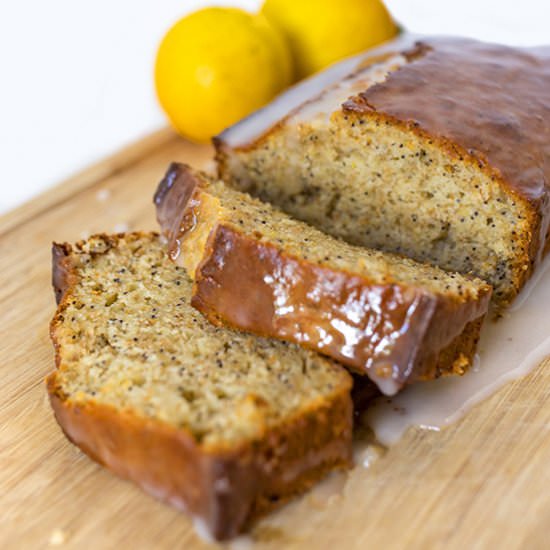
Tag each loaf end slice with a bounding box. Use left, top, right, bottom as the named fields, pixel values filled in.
left=155, top=164, right=491, bottom=395
left=48, top=232, right=353, bottom=540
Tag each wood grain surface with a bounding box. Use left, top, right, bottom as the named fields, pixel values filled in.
left=1, top=130, right=549, bottom=550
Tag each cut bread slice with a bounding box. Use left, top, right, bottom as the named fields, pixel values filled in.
left=155, top=164, right=491, bottom=396
left=47, top=232, right=353, bottom=541
left=215, top=35, right=550, bottom=308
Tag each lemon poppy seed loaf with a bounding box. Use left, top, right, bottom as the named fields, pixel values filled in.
left=215, top=35, right=550, bottom=307
left=47, top=233, right=353, bottom=540
left=155, top=164, right=491, bottom=395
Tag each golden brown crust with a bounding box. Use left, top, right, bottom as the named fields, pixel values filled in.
left=191, top=224, right=489, bottom=392
left=47, top=373, right=352, bottom=540
left=52, top=242, right=77, bottom=305
left=47, top=232, right=354, bottom=540
left=155, top=165, right=491, bottom=394
left=417, top=316, right=484, bottom=380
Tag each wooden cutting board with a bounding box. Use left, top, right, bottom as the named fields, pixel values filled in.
left=1, top=129, right=549, bottom=550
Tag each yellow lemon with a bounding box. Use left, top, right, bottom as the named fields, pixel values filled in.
left=261, top=0, right=398, bottom=79
left=155, top=8, right=293, bottom=142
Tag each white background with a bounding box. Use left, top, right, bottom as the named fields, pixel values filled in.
left=1, top=0, right=549, bottom=214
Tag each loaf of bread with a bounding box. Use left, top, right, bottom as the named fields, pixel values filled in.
left=155, top=163, right=491, bottom=396
left=215, top=35, right=550, bottom=307
left=47, top=233, right=353, bottom=541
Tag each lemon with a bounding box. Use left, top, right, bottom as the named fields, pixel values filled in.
left=155, top=8, right=293, bottom=143
left=261, top=0, right=398, bottom=79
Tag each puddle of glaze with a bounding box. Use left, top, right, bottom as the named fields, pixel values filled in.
left=363, top=254, right=550, bottom=446
left=227, top=535, right=254, bottom=550
left=216, top=257, right=550, bottom=547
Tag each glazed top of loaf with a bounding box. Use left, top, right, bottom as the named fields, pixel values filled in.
left=342, top=37, right=550, bottom=208
left=218, top=35, right=550, bottom=249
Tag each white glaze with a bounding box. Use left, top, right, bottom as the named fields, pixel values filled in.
left=219, top=35, right=418, bottom=149
left=228, top=535, right=255, bottom=550
left=112, top=222, right=129, bottom=233
left=363, top=254, right=550, bottom=446
left=294, top=55, right=406, bottom=125
left=219, top=52, right=365, bottom=148
left=192, top=517, right=216, bottom=545
left=95, top=188, right=111, bottom=202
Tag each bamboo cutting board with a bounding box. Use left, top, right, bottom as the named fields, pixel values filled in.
left=1, top=129, right=549, bottom=550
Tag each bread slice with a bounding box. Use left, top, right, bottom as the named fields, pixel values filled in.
left=215, top=35, right=550, bottom=308
left=47, top=233, right=353, bottom=541
left=155, top=163, right=491, bottom=395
